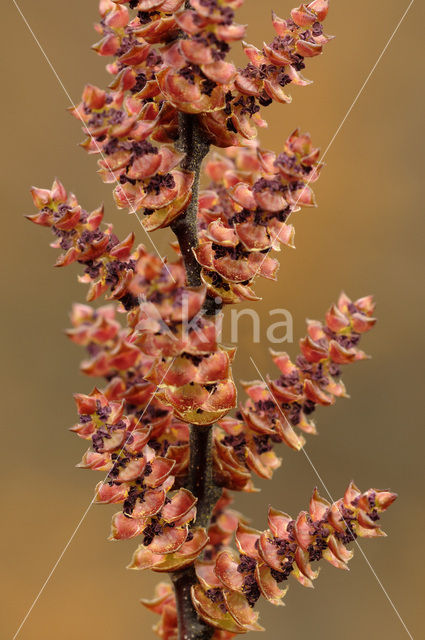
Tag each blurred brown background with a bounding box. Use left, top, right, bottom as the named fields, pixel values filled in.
left=1, top=1, right=423, bottom=639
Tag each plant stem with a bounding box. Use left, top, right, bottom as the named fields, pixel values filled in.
left=171, top=112, right=209, bottom=288
left=187, top=425, right=222, bottom=529
left=170, top=113, right=221, bottom=640
left=171, top=425, right=221, bottom=640
left=171, top=565, right=214, bottom=640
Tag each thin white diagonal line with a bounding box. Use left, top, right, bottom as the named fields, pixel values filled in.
left=12, top=279, right=212, bottom=637
left=249, top=356, right=413, bottom=640
left=11, top=499, right=96, bottom=640
left=11, top=0, right=176, bottom=283
left=11, top=354, right=178, bottom=640
left=10, top=0, right=415, bottom=637
left=298, top=446, right=413, bottom=640
left=250, top=0, right=415, bottom=282
left=319, top=0, right=415, bottom=164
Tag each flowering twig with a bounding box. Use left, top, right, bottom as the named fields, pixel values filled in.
left=25, top=2, right=398, bottom=639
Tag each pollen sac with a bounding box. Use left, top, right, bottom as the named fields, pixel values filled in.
left=213, top=416, right=281, bottom=492
left=189, top=482, right=396, bottom=634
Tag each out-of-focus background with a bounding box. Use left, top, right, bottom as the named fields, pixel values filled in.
left=1, top=1, right=423, bottom=639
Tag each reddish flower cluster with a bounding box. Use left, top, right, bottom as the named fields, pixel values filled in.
left=68, top=300, right=194, bottom=486
left=213, top=292, right=376, bottom=491
left=72, top=0, right=332, bottom=228
left=236, top=0, right=333, bottom=105
left=72, top=386, right=204, bottom=569
left=128, top=251, right=237, bottom=425
left=28, top=181, right=236, bottom=427
left=26, top=179, right=140, bottom=305
left=191, top=484, right=397, bottom=634
left=157, top=0, right=244, bottom=115
left=200, top=0, right=333, bottom=146
left=72, top=85, right=193, bottom=230
left=26, top=2, right=398, bottom=639
left=140, top=491, right=246, bottom=639
left=195, top=130, right=321, bottom=303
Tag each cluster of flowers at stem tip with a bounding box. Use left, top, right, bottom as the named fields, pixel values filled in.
left=71, top=0, right=331, bottom=267
left=25, top=0, right=398, bottom=638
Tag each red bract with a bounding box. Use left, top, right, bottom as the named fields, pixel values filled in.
left=25, top=2, right=398, bottom=639
left=67, top=300, right=195, bottom=485
left=141, top=582, right=237, bottom=640
left=141, top=583, right=179, bottom=640
left=203, top=490, right=246, bottom=560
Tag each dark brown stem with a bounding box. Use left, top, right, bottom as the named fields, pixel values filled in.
left=171, top=112, right=210, bottom=287
left=187, top=425, right=222, bottom=529
left=171, top=426, right=221, bottom=640
left=171, top=567, right=214, bottom=640
left=170, top=113, right=221, bottom=639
